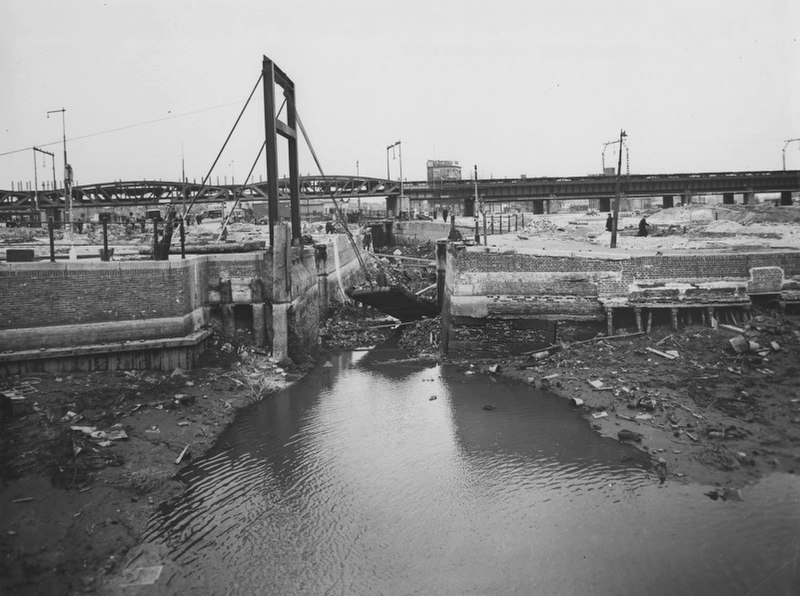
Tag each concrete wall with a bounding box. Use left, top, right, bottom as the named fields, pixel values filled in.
left=446, top=245, right=800, bottom=322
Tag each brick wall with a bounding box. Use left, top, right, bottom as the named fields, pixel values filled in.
left=1, top=238, right=366, bottom=356
left=0, top=260, right=199, bottom=330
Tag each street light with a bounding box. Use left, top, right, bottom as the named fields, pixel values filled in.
left=47, top=108, right=71, bottom=241
left=782, top=138, right=800, bottom=170
left=387, top=140, right=404, bottom=217
left=32, top=146, right=56, bottom=224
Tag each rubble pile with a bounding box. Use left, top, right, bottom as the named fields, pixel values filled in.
left=396, top=318, right=440, bottom=358
left=319, top=302, right=395, bottom=349
left=0, top=227, right=49, bottom=244
left=519, top=217, right=562, bottom=237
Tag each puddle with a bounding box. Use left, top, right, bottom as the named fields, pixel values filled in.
left=128, top=346, right=800, bottom=595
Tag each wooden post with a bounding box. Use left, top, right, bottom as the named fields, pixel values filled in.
left=670, top=307, right=679, bottom=330
left=48, top=217, right=55, bottom=262
left=634, top=307, right=643, bottom=332
left=646, top=310, right=653, bottom=334
left=606, top=307, right=614, bottom=336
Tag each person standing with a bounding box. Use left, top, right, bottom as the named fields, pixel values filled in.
left=606, top=213, right=613, bottom=232
left=638, top=217, right=650, bottom=237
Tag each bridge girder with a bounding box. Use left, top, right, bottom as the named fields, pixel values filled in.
left=1, top=171, right=798, bottom=213
left=0, top=175, right=399, bottom=213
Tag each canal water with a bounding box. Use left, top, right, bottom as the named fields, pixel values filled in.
left=132, top=344, right=800, bottom=595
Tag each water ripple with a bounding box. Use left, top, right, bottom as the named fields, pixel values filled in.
left=135, top=356, right=800, bottom=595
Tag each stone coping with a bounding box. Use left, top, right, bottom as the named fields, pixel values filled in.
left=0, top=330, right=211, bottom=363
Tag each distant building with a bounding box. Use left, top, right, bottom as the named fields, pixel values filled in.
left=427, top=160, right=461, bottom=183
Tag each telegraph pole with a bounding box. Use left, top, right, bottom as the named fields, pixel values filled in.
left=610, top=129, right=626, bottom=249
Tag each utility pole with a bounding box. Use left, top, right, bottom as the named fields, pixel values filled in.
left=473, top=165, right=480, bottom=244
left=387, top=140, right=403, bottom=217
left=610, top=129, right=627, bottom=249
left=47, top=108, right=71, bottom=243
left=398, top=140, right=404, bottom=217
left=32, top=149, right=39, bottom=223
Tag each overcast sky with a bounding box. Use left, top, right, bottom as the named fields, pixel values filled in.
left=2, top=0, right=799, bottom=189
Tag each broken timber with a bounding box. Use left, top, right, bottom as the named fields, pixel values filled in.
left=347, top=285, right=439, bottom=322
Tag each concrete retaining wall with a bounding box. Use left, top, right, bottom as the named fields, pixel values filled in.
left=446, top=245, right=800, bottom=323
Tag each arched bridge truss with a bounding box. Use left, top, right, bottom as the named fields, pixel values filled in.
left=0, top=175, right=402, bottom=214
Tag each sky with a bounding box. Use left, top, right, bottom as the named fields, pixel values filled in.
left=2, top=0, right=799, bottom=190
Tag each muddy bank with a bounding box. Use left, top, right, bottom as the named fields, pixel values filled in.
left=0, top=337, right=309, bottom=595
left=423, top=309, right=800, bottom=491
left=2, top=302, right=798, bottom=594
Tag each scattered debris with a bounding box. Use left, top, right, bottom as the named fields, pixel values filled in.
left=120, top=565, right=164, bottom=588
left=646, top=347, right=677, bottom=360
left=618, top=429, right=643, bottom=443
left=175, top=444, right=191, bottom=465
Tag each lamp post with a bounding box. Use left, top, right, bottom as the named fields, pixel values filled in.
left=32, top=147, right=55, bottom=225
left=47, top=108, right=71, bottom=241
left=610, top=129, right=627, bottom=249
left=387, top=140, right=403, bottom=217
left=782, top=138, right=800, bottom=170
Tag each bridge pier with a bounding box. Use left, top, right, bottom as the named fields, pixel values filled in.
left=780, top=191, right=793, bottom=206
left=533, top=200, right=545, bottom=215
left=743, top=190, right=754, bottom=205
left=662, top=195, right=674, bottom=208
left=598, top=197, right=611, bottom=212
left=681, top=192, right=692, bottom=206
left=723, top=192, right=735, bottom=205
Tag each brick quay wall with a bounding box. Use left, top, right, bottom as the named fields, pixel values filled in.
left=0, top=229, right=365, bottom=374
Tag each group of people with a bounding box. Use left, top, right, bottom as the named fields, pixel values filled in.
left=605, top=213, right=651, bottom=237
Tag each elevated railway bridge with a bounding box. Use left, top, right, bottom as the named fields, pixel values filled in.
left=2, top=170, right=798, bottom=223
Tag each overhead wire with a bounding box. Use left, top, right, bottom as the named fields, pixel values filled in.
left=0, top=101, right=245, bottom=158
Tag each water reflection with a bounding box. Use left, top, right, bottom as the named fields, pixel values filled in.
left=131, top=347, right=800, bottom=595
